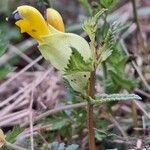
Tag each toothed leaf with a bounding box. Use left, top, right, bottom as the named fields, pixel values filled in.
left=64, top=47, right=92, bottom=75
left=100, top=48, right=113, bottom=62
left=92, top=94, right=141, bottom=104
left=100, top=0, right=119, bottom=10
left=83, top=9, right=107, bottom=40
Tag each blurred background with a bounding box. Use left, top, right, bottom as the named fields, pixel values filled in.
left=0, top=0, right=150, bottom=149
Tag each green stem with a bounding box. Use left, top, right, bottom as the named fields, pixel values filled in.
left=87, top=71, right=96, bottom=150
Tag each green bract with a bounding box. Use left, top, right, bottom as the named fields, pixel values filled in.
left=38, top=25, right=92, bottom=93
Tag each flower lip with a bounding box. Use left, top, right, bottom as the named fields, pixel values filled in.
left=7, top=10, right=22, bottom=23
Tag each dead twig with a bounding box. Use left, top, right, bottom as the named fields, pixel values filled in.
left=0, top=70, right=50, bottom=116
left=29, top=86, right=34, bottom=150
left=0, top=56, right=43, bottom=90
left=120, top=39, right=150, bottom=92
left=22, top=102, right=87, bottom=127
left=131, top=0, right=147, bottom=50
left=134, top=88, right=150, bottom=99
left=9, top=44, right=44, bottom=70
left=0, top=110, right=29, bottom=127
left=5, top=141, right=27, bottom=150
left=101, top=113, right=128, bottom=140
left=135, top=101, right=150, bottom=120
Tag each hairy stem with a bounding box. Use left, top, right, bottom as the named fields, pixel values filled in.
left=87, top=71, right=96, bottom=150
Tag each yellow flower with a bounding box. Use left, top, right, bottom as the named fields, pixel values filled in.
left=8, top=5, right=92, bottom=92
left=8, top=5, right=65, bottom=42
left=15, top=5, right=49, bottom=41
left=46, top=8, right=64, bottom=32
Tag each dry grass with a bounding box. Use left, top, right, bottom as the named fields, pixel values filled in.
left=0, top=0, right=150, bottom=149
left=0, top=44, right=65, bottom=127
